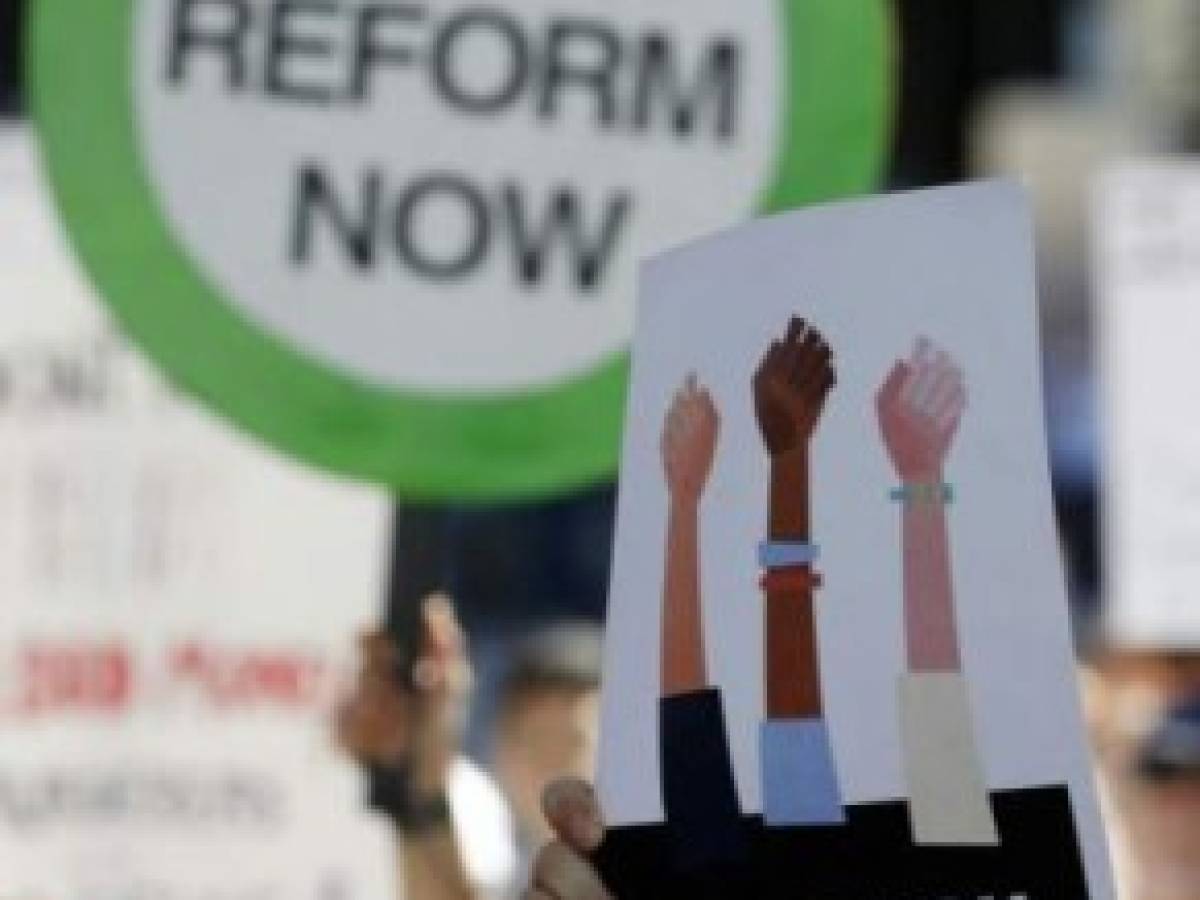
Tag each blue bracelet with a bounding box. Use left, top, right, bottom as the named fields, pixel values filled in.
left=758, top=541, right=820, bottom=569
left=889, top=483, right=954, bottom=504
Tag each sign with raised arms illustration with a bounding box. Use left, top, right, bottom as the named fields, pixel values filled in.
left=596, top=182, right=1114, bottom=898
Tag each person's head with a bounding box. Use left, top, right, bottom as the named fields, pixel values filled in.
left=492, top=622, right=603, bottom=844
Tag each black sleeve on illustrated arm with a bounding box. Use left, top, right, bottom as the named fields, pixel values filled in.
left=660, top=688, right=747, bottom=871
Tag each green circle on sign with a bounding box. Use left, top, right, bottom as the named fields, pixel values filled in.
left=29, top=0, right=890, bottom=500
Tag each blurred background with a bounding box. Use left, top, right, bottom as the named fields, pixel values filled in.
left=3, top=0, right=1200, bottom=897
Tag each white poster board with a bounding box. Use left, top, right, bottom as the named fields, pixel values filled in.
left=1097, top=161, right=1200, bottom=647
left=597, top=182, right=1112, bottom=897
left=0, top=126, right=396, bottom=900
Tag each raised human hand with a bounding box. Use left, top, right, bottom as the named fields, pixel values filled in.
left=876, top=337, right=967, bottom=483
left=335, top=595, right=471, bottom=795
left=661, top=373, right=720, bottom=507
left=753, top=317, right=836, bottom=458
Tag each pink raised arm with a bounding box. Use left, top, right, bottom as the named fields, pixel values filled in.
left=876, top=339, right=967, bottom=673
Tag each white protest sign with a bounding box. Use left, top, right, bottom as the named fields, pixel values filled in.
left=31, top=0, right=890, bottom=498
left=0, top=126, right=397, bottom=900
left=596, top=182, right=1113, bottom=897
left=1097, top=161, right=1200, bottom=647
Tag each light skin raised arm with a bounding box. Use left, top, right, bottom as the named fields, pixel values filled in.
left=754, top=318, right=835, bottom=718
left=876, top=339, right=967, bottom=673
left=660, top=374, right=721, bottom=697
left=526, top=372, right=728, bottom=900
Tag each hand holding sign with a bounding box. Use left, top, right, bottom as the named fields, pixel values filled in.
left=529, top=779, right=611, bottom=900
left=337, top=596, right=470, bottom=797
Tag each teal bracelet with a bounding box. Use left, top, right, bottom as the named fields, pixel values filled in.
left=889, top=482, right=954, bottom=504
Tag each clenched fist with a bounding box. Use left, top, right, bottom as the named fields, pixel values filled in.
left=754, top=317, right=836, bottom=458
left=661, top=373, right=720, bottom=508
left=876, top=337, right=966, bottom=483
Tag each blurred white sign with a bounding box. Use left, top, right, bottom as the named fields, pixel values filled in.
left=1098, top=162, right=1200, bottom=648
left=0, top=126, right=397, bottom=900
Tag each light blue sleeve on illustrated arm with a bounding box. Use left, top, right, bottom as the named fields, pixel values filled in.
left=758, top=541, right=820, bottom=569
left=760, top=718, right=846, bottom=827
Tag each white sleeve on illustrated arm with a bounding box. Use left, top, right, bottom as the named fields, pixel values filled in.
left=898, top=672, right=1000, bottom=846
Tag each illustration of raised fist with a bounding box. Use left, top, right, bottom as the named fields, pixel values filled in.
left=661, top=373, right=720, bottom=506
left=876, top=337, right=966, bottom=483
left=753, top=317, right=836, bottom=458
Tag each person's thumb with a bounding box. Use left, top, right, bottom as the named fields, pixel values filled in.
left=542, top=778, right=605, bottom=853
